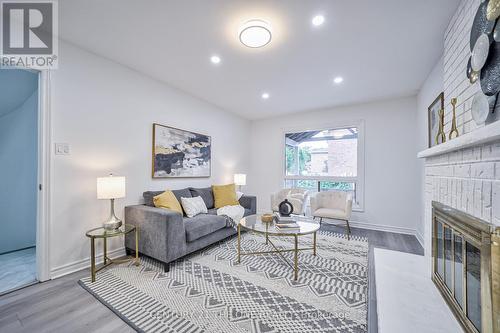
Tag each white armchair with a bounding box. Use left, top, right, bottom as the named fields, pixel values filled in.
left=270, top=188, right=309, bottom=215
left=311, top=191, right=353, bottom=239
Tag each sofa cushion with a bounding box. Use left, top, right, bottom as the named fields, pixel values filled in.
left=189, top=187, right=214, bottom=209
left=172, top=188, right=192, bottom=203
left=207, top=208, right=217, bottom=215
left=184, top=214, right=227, bottom=242
left=181, top=196, right=208, bottom=218
left=212, top=183, right=239, bottom=208
left=143, top=191, right=164, bottom=207
left=153, top=190, right=183, bottom=214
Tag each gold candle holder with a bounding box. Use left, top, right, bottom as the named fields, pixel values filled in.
left=435, top=108, right=446, bottom=145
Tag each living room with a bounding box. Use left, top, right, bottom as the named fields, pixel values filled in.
left=0, top=0, right=499, bottom=332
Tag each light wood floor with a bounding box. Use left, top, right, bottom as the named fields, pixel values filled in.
left=0, top=225, right=423, bottom=333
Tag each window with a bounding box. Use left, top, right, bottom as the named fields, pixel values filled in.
left=283, top=123, right=364, bottom=210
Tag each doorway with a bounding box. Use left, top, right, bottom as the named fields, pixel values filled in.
left=0, top=68, right=39, bottom=294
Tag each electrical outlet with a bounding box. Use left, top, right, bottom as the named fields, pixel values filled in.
left=55, top=143, right=70, bottom=155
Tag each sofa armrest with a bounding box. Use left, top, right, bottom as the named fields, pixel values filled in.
left=239, top=195, right=256, bottom=215
left=125, top=205, right=186, bottom=263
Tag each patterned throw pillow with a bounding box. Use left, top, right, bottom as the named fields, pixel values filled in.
left=180, top=196, right=208, bottom=218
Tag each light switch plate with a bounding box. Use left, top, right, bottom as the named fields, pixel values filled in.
left=55, top=143, right=70, bottom=155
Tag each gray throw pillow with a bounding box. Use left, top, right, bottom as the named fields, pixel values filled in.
left=189, top=187, right=214, bottom=209
left=143, top=191, right=164, bottom=207
left=171, top=188, right=192, bottom=204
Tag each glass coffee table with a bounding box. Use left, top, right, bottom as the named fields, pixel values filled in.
left=237, top=214, right=320, bottom=280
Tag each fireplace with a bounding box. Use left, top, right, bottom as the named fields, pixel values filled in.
left=432, top=201, right=499, bottom=333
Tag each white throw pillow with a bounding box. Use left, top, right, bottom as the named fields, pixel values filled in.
left=180, top=196, right=208, bottom=218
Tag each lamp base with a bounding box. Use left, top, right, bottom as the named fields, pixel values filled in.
left=103, top=218, right=122, bottom=231
left=103, top=198, right=122, bottom=231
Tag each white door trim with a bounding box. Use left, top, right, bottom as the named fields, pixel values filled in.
left=36, top=70, right=51, bottom=282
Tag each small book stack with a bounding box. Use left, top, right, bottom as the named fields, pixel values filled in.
left=273, top=213, right=300, bottom=230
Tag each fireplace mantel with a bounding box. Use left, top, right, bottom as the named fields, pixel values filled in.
left=418, top=121, right=500, bottom=159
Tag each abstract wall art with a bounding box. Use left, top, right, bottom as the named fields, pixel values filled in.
left=152, top=123, right=211, bottom=178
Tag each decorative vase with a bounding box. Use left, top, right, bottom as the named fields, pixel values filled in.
left=278, top=199, right=294, bottom=217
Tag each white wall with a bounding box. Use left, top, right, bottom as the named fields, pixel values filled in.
left=49, top=42, right=251, bottom=277
left=416, top=58, right=444, bottom=244
left=0, top=92, right=38, bottom=253
left=248, top=97, right=420, bottom=234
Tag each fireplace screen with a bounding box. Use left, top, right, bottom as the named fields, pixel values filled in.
left=432, top=202, right=498, bottom=333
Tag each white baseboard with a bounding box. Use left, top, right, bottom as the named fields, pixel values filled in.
left=50, top=247, right=126, bottom=279
left=323, top=219, right=416, bottom=236
left=415, top=230, right=425, bottom=249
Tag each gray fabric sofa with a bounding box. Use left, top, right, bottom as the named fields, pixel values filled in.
left=125, top=187, right=256, bottom=272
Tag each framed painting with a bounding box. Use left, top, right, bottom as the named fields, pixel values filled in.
left=152, top=123, right=211, bottom=178
left=428, top=92, right=444, bottom=148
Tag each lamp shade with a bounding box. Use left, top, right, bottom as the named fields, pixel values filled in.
left=97, top=175, right=126, bottom=199
left=234, top=174, right=247, bottom=186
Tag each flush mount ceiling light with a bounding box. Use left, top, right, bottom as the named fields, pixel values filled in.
left=239, top=20, right=272, bottom=48
left=210, top=55, right=221, bottom=64
left=312, top=15, right=325, bottom=26
left=261, top=92, right=270, bottom=99
left=333, top=76, right=344, bottom=84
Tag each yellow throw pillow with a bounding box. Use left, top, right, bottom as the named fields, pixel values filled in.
left=212, top=183, right=239, bottom=208
left=153, top=190, right=183, bottom=214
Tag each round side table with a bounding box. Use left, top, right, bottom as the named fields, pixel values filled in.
left=85, top=224, right=139, bottom=282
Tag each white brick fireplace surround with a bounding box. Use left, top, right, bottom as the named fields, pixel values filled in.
left=418, top=0, right=500, bottom=268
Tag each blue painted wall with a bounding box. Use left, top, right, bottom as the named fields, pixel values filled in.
left=0, top=69, right=38, bottom=254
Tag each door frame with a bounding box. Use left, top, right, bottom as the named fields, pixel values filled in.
left=36, top=69, right=51, bottom=282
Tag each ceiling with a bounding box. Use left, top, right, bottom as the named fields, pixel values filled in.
left=0, top=70, right=38, bottom=117
left=59, top=0, right=459, bottom=120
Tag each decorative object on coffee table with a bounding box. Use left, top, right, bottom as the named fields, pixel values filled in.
left=152, top=123, right=211, bottom=178
left=428, top=92, right=444, bottom=147
left=97, top=174, right=126, bottom=231
left=85, top=224, right=139, bottom=282
left=261, top=213, right=273, bottom=223
left=278, top=199, right=294, bottom=216
left=449, top=98, right=459, bottom=139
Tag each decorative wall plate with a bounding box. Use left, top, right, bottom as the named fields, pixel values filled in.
left=480, top=41, right=500, bottom=95
left=471, top=33, right=491, bottom=71
left=487, top=0, right=500, bottom=21
left=471, top=91, right=490, bottom=125
left=471, top=1, right=496, bottom=51
left=494, top=20, right=500, bottom=42
left=467, top=56, right=473, bottom=79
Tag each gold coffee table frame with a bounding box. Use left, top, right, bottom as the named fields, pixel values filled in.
left=85, top=224, right=140, bottom=282
left=237, top=214, right=320, bottom=281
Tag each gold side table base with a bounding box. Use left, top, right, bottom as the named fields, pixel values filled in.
left=237, top=224, right=317, bottom=281
left=87, top=225, right=140, bottom=283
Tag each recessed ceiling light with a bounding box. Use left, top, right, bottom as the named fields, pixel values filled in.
left=333, top=76, right=344, bottom=84
left=312, top=15, right=325, bottom=26
left=239, top=20, right=272, bottom=48
left=210, top=55, right=221, bottom=64
left=261, top=92, right=270, bottom=99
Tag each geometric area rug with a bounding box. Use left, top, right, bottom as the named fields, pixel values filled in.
left=79, top=231, right=369, bottom=333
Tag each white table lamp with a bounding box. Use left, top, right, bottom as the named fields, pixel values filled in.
left=97, top=174, right=126, bottom=230
left=234, top=174, right=246, bottom=191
